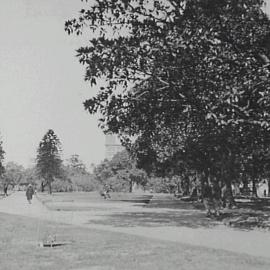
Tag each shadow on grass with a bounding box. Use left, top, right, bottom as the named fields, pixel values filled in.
left=236, top=198, right=270, bottom=211
left=39, top=192, right=270, bottom=230
left=107, top=194, right=154, bottom=204
left=88, top=208, right=221, bottom=229
left=145, top=199, right=205, bottom=210
left=87, top=198, right=270, bottom=230
left=220, top=199, right=270, bottom=230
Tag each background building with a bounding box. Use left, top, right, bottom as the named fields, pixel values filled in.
left=105, top=134, right=124, bottom=160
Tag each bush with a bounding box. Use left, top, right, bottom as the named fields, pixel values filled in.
left=146, top=177, right=177, bottom=193
left=69, top=174, right=101, bottom=192
left=51, top=178, right=74, bottom=192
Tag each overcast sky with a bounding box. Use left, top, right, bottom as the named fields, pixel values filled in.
left=0, top=0, right=104, bottom=168
left=0, top=1, right=269, bottom=168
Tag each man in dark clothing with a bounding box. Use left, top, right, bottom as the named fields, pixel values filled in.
left=3, top=183, right=8, bottom=197
left=26, top=184, right=34, bottom=204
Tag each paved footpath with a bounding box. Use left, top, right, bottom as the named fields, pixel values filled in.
left=1, top=192, right=270, bottom=258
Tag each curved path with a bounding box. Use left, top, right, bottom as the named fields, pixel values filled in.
left=1, top=192, right=270, bottom=258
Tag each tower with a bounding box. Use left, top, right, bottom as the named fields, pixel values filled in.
left=105, top=134, right=124, bottom=160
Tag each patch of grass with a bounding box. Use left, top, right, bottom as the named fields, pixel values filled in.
left=37, top=192, right=153, bottom=212
left=37, top=192, right=270, bottom=230
left=37, top=192, right=219, bottom=228
left=1, top=213, right=270, bottom=270
left=38, top=192, right=152, bottom=203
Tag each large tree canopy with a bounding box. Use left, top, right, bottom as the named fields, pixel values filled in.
left=66, top=0, right=270, bottom=188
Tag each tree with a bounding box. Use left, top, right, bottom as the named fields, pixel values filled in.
left=23, top=166, right=40, bottom=187
left=65, top=0, right=270, bottom=131
left=36, top=129, right=63, bottom=194
left=66, top=0, right=270, bottom=197
left=65, top=154, right=99, bottom=191
left=66, top=154, right=87, bottom=174
left=92, top=159, right=114, bottom=186
left=93, top=150, right=147, bottom=192
left=4, top=162, right=24, bottom=191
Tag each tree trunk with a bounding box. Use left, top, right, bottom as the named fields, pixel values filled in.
left=41, top=181, right=45, bottom=192
left=250, top=164, right=258, bottom=197
left=48, top=181, right=52, bottom=194
left=177, top=182, right=181, bottom=194
left=47, top=175, right=54, bottom=194
left=224, top=181, right=235, bottom=208
left=181, top=176, right=190, bottom=196
left=223, top=150, right=236, bottom=208
left=243, top=176, right=248, bottom=189
left=129, top=181, right=133, bottom=193
left=252, top=178, right=258, bottom=197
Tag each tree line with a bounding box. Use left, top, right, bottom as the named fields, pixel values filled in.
left=0, top=130, right=100, bottom=194
left=0, top=130, right=147, bottom=195
left=0, top=127, right=267, bottom=198
left=0, top=129, right=186, bottom=195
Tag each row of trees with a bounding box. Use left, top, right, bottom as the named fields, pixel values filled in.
left=0, top=130, right=100, bottom=194
left=0, top=128, right=184, bottom=195
left=0, top=127, right=263, bottom=196
left=0, top=128, right=154, bottom=195
left=65, top=0, right=270, bottom=198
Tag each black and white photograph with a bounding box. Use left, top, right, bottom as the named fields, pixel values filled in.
left=1, top=1, right=270, bottom=269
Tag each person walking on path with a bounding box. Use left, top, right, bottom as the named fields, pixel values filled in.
left=3, top=183, right=8, bottom=197
left=26, top=184, right=34, bottom=204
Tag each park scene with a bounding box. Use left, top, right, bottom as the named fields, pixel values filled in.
left=1, top=0, right=270, bottom=269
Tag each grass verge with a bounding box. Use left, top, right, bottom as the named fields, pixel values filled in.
left=1, top=212, right=270, bottom=270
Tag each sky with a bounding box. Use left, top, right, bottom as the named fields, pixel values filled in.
left=0, top=1, right=270, bottom=169
left=0, top=0, right=104, bottom=168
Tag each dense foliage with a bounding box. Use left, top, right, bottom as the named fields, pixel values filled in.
left=64, top=154, right=100, bottom=192
left=93, top=150, right=147, bottom=192
left=36, top=129, right=63, bottom=194
left=66, top=0, right=270, bottom=196
left=3, top=162, right=24, bottom=189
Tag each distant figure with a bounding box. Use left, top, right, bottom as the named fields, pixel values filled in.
left=26, top=184, right=34, bottom=204
left=3, top=183, right=8, bottom=197
left=100, top=185, right=111, bottom=199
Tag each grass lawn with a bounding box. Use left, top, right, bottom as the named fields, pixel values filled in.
left=37, top=191, right=270, bottom=231
left=1, top=212, right=270, bottom=270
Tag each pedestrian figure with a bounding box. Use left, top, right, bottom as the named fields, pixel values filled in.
left=202, top=181, right=214, bottom=217
left=101, top=184, right=111, bottom=199
left=3, top=183, right=8, bottom=197
left=26, top=184, right=34, bottom=204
